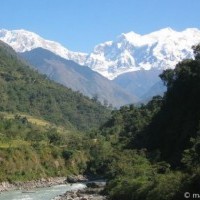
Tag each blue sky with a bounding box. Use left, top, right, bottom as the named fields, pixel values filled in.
left=0, top=0, right=199, bottom=52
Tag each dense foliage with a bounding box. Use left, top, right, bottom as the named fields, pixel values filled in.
left=145, top=56, right=200, bottom=166
left=95, top=44, right=200, bottom=200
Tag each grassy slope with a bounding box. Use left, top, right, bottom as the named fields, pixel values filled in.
left=0, top=111, right=90, bottom=181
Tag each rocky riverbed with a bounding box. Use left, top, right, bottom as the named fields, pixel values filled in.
left=54, top=180, right=107, bottom=200
left=0, top=177, right=66, bottom=192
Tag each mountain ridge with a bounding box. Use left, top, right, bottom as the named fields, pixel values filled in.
left=0, top=29, right=87, bottom=65
left=20, top=47, right=138, bottom=107
left=0, top=40, right=110, bottom=130
left=1, top=27, right=200, bottom=80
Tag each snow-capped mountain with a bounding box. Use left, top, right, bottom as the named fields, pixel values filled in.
left=1, top=28, right=200, bottom=80
left=0, top=29, right=87, bottom=65
left=84, top=28, right=200, bottom=79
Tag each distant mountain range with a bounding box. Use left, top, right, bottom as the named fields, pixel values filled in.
left=1, top=28, right=200, bottom=79
left=20, top=48, right=138, bottom=107
left=1, top=28, right=200, bottom=106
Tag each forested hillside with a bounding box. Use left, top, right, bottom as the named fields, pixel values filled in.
left=0, top=114, right=88, bottom=181
left=95, top=44, right=200, bottom=200
left=0, top=41, right=112, bottom=181
left=0, top=41, right=110, bottom=131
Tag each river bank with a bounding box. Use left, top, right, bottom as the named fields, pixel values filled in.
left=0, top=175, right=108, bottom=200
left=0, top=177, right=66, bottom=192
left=0, top=183, right=87, bottom=200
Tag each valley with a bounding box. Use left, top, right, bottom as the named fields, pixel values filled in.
left=0, top=28, right=200, bottom=200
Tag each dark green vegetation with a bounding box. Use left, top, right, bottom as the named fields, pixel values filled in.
left=96, top=44, right=200, bottom=200
left=1, top=39, right=200, bottom=200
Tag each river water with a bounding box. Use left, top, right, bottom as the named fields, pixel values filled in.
left=0, top=183, right=86, bottom=200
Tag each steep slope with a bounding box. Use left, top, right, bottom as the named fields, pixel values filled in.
left=20, top=48, right=138, bottom=107
left=0, top=41, right=110, bottom=130
left=0, top=112, right=91, bottom=181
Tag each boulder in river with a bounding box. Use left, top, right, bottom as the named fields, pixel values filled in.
left=66, top=175, right=88, bottom=183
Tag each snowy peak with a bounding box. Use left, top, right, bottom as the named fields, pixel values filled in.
left=0, top=29, right=87, bottom=65
left=0, top=29, right=66, bottom=53
left=118, top=31, right=141, bottom=43
left=1, top=28, right=200, bottom=80
left=0, top=29, right=52, bottom=52
left=85, top=28, right=200, bottom=79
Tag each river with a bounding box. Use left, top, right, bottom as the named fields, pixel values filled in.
left=0, top=183, right=86, bottom=200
